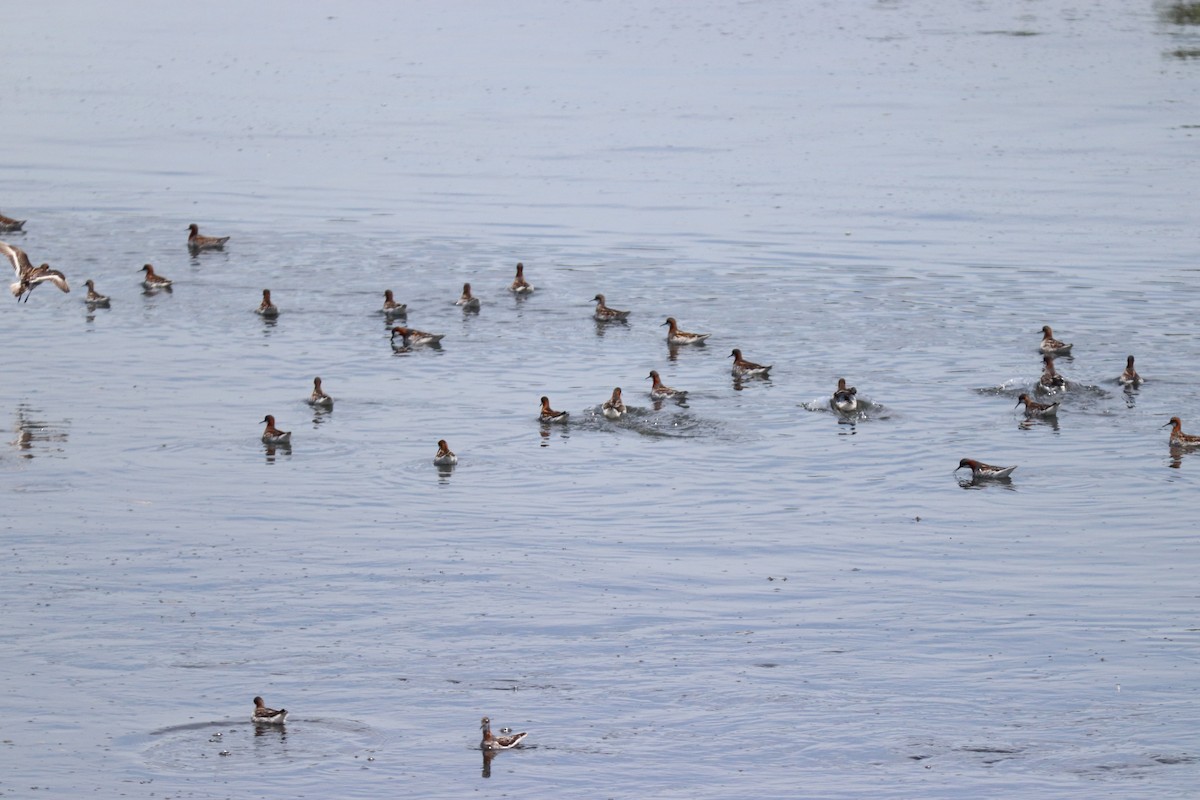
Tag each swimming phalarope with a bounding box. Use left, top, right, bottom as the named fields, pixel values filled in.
left=647, top=370, right=686, bottom=400
left=433, top=439, right=458, bottom=466
left=1119, top=355, right=1143, bottom=387
left=380, top=289, right=407, bottom=316
left=831, top=378, right=858, bottom=413
left=539, top=395, right=569, bottom=423
left=509, top=262, right=534, bottom=294
left=955, top=458, right=1016, bottom=480
left=480, top=717, right=527, bottom=751
left=592, top=294, right=630, bottom=322
left=1015, top=393, right=1059, bottom=417
left=456, top=282, right=481, bottom=311
left=390, top=326, right=444, bottom=347
left=1162, top=417, right=1200, bottom=447
left=729, top=349, right=771, bottom=378
left=140, top=263, right=172, bottom=290
left=187, top=223, right=229, bottom=252
left=1038, top=355, right=1066, bottom=391
left=308, top=377, right=334, bottom=409
left=0, top=212, right=25, bottom=232
left=256, top=289, right=280, bottom=318
left=252, top=696, right=287, bottom=724
left=1039, top=325, right=1073, bottom=355
left=662, top=317, right=710, bottom=345
left=260, top=415, right=292, bottom=444
left=601, top=387, right=626, bottom=419
left=1, top=241, right=70, bottom=302
left=83, top=279, right=110, bottom=307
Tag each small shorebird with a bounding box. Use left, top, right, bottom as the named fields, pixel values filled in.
left=730, top=348, right=771, bottom=378
left=1162, top=417, right=1200, bottom=447
left=662, top=317, right=710, bottom=345
left=1038, top=355, right=1067, bottom=391
left=256, top=289, right=279, bottom=318
left=260, top=415, right=292, bottom=444
left=252, top=696, right=287, bottom=724
left=509, top=262, right=534, bottom=294
left=647, top=370, right=686, bottom=400
left=308, top=377, right=334, bottom=409
left=539, top=395, right=569, bottom=423
left=187, top=223, right=229, bottom=252
left=480, top=717, right=527, bottom=751
left=140, top=264, right=172, bottom=290
left=602, top=387, right=626, bottom=419
left=0, top=212, right=25, bottom=232
left=1, top=241, right=70, bottom=302
left=831, top=378, right=858, bottom=413
left=955, top=458, right=1016, bottom=480
left=1119, top=355, right=1143, bottom=387
left=592, top=294, right=630, bottom=322
left=433, top=439, right=458, bottom=466
left=456, top=282, right=481, bottom=311
left=380, top=289, right=407, bottom=316
left=1039, top=325, right=1073, bottom=355
left=1015, top=393, right=1059, bottom=417
left=84, top=279, right=110, bottom=307
left=390, top=326, right=444, bottom=348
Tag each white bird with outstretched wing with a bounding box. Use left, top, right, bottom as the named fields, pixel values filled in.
left=1, top=240, right=69, bottom=302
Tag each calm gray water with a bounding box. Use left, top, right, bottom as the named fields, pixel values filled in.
left=2, top=2, right=1199, bottom=798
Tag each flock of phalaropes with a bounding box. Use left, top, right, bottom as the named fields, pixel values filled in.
left=2, top=211, right=1190, bottom=753
left=952, top=330, right=1163, bottom=482
left=1, top=214, right=1194, bottom=482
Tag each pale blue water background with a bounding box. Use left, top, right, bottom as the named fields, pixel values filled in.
left=1, top=1, right=1199, bottom=798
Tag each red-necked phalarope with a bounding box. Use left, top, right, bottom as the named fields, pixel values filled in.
left=390, top=326, right=444, bottom=348
left=1016, top=393, right=1059, bottom=417
left=831, top=378, right=858, bottom=413
left=260, top=415, right=292, bottom=444
left=380, top=289, right=407, bottom=316
left=1119, top=355, right=1143, bottom=387
left=308, top=377, right=333, bottom=409
left=457, top=282, right=481, bottom=311
left=1, top=241, right=70, bottom=302
left=83, top=279, right=110, bottom=307
left=0, top=212, right=25, bottom=232
left=187, top=223, right=229, bottom=252
left=434, top=439, right=458, bottom=466
left=662, top=317, right=709, bottom=345
left=647, top=370, right=686, bottom=400
left=140, top=263, right=172, bottom=290
left=1039, top=325, right=1073, bottom=355
left=509, top=262, right=534, bottom=294
left=730, top=348, right=771, bottom=378
left=602, top=387, right=626, bottom=419
left=539, top=395, right=569, bottom=423
left=256, top=289, right=279, bottom=318
left=480, top=717, right=527, bottom=751
left=955, top=458, right=1016, bottom=480
left=1163, top=417, right=1200, bottom=447
left=1038, top=355, right=1066, bottom=391
left=593, top=294, right=630, bottom=322
left=252, top=696, right=287, bottom=724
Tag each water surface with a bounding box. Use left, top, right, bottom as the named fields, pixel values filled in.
left=1, top=2, right=1198, bottom=798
